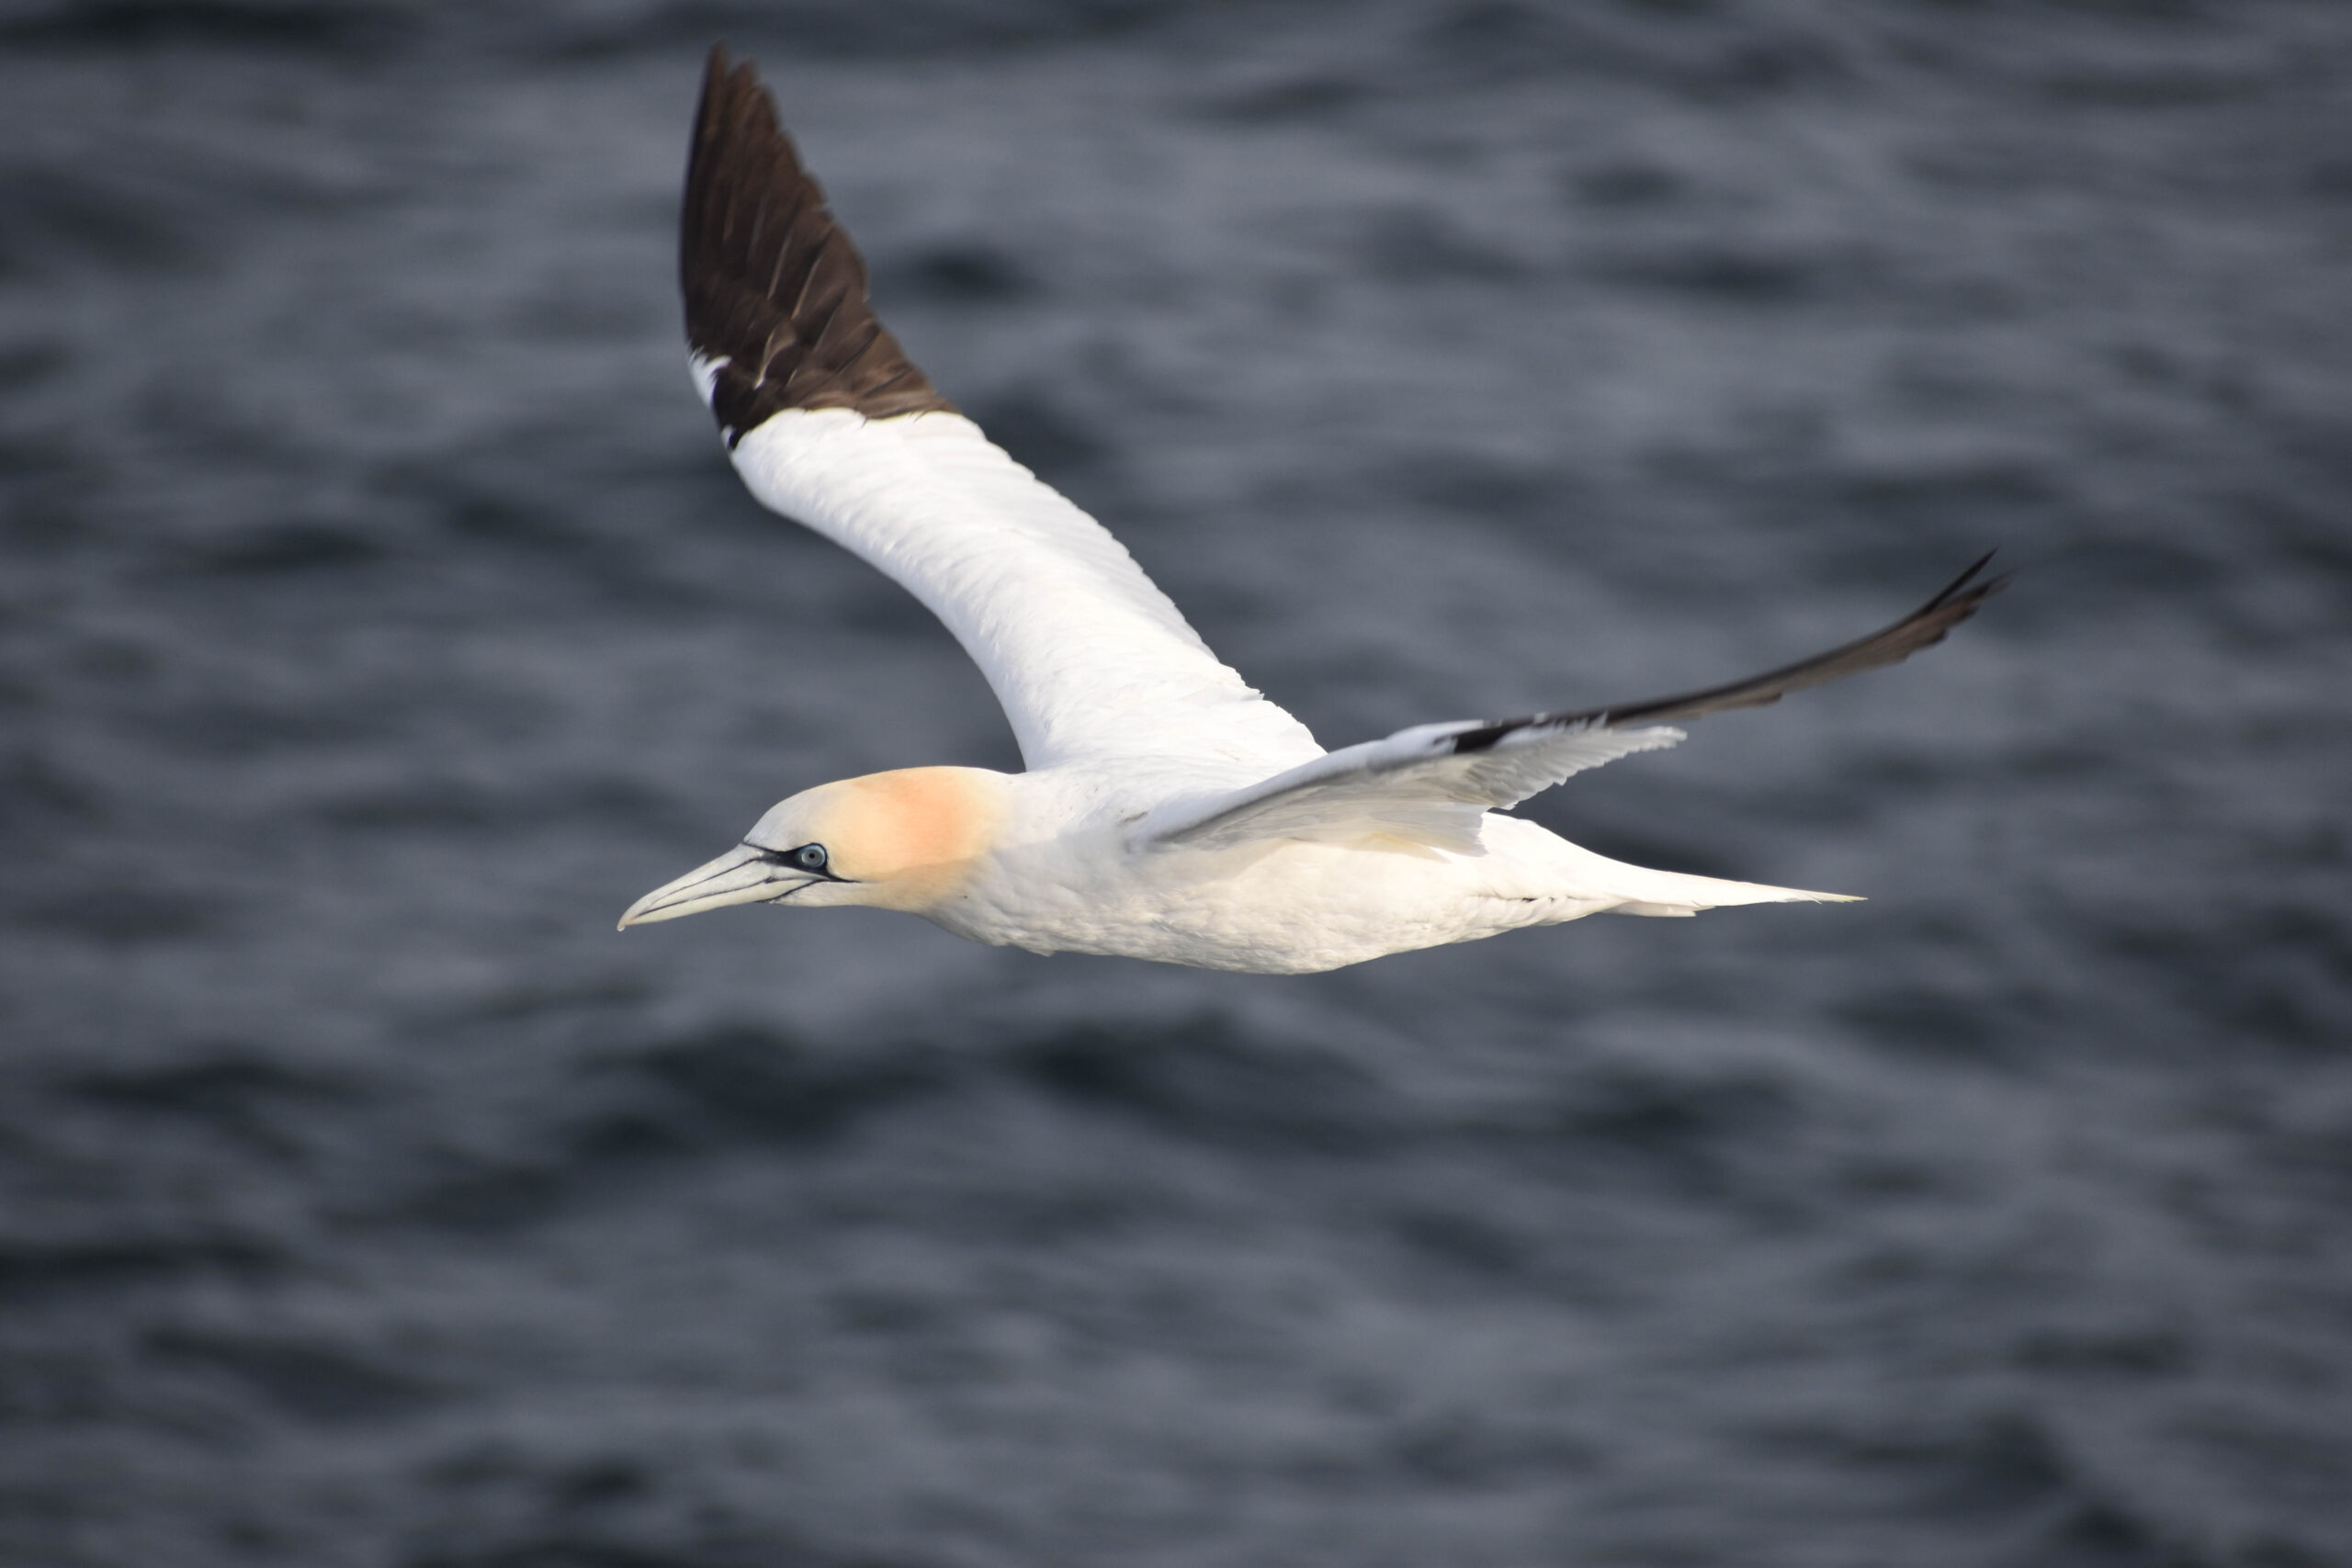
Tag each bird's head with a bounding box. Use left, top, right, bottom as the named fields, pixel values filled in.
left=618, top=766, right=1008, bottom=928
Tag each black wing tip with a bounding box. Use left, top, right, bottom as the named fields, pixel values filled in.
left=1904, top=548, right=2013, bottom=651
left=1926, top=548, right=2014, bottom=614
left=697, top=41, right=736, bottom=117
left=1464, top=551, right=2012, bottom=743
left=680, top=44, right=956, bottom=437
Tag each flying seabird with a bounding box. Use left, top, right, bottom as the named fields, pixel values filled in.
left=619, top=48, right=2005, bottom=975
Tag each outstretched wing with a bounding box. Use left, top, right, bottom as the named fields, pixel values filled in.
left=681, top=49, right=1318, bottom=773
left=1140, top=557, right=2007, bottom=852
left=1137, top=721, right=1688, bottom=853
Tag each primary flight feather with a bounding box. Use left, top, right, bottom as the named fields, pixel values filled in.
left=619, top=48, right=2005, bottom=974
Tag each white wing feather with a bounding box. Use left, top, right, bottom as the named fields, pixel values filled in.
left=1138, top=719, right=1685, bottom=852
left=728, top=407, right=1321, bottom=773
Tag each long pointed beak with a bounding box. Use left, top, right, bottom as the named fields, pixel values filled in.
left=617, top=844, right=811, bottom=929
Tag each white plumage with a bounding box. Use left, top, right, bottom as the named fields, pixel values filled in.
left=617, top=50, right=2003, bottom=975
left=727, top=406, right=1320, bottom=773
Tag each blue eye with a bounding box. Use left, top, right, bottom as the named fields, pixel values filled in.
left=795, top=843, right=828, bottom=872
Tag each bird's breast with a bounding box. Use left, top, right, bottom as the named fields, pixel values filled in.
left=930, top=822, right=1550, bottom=974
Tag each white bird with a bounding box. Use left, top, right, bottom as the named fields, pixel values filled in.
left=618, top=49, right=2004, bottom=975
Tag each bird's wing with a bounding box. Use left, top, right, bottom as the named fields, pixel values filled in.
left=1139, top=556, right=2007, bottom=852
left=681, top=49, right=1319, bottom=773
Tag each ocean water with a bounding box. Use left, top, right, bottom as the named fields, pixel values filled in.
left=2, top=2, right=2349, bottom=1563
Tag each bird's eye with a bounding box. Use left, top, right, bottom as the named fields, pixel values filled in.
left=795, top=843, right=828, bottom=872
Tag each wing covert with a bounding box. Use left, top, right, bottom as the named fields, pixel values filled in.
left=728, top=410, right=1319, bottom=770
left=1140, top=720, right=1684, bottom=853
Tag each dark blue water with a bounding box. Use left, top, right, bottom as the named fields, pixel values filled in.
left=4, top=3, right=2349, bottom=1563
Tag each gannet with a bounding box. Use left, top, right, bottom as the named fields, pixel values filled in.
left=619, top=49, right=2005, bottom=975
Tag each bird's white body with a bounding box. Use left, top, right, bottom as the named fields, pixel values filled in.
left=944, top=805, right=1782, bottom=976
left=619, top=53, right=1999, bottom=973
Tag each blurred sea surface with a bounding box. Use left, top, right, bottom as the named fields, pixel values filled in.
left=2, top=1, right=2350, bottom=1564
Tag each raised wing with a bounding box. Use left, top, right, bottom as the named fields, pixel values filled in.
left=681, top=49, right=1318, bottom=773
left=1141, top=557, right=2007, bottom=852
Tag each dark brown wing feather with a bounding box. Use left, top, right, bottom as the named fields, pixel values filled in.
left=1448, top=554, right=2008, bottom=754
left=681, top=47, right=956, bottom=444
